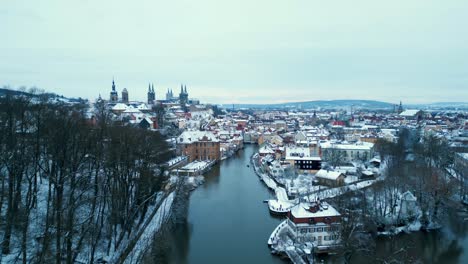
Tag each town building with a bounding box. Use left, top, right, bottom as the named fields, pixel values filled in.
left=399, top=109, right=424, bottom=121
left=315, top=169, right=345, bottom=187
left=286, top=201, right=341, bottom=252
left=285, top=146, right=321, bottom=173
left=177, top=131, right=221, bottom=162
left=320, top=141, right=374, bottom=163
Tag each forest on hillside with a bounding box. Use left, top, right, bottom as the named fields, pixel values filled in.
left=0, top=90, right=173, bottom=263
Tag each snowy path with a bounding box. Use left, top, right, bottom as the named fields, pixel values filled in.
left=123, top=192, right=175, bottom=264
left=306, top=180, right=376, bottom=201
left=268, top=220, right=288, bottom=245
left=252, top=155, right=298, bottom=214
left=260, top=172, right=278, bottom=190
left=108, top=192, right=175, bottom=264
left=276, top=187, right=289, bottom=202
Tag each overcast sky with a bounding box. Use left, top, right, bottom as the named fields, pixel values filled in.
left=1, top=0, right=467, bottom=104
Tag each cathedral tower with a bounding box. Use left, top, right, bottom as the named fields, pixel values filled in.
left=110, top=79, right=118, bottom=102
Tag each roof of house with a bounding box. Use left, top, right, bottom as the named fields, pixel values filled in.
left=285, top=147, right=321, bottom=161
left=123, top=107, right=142, bottom=114
left=400, top=109, right=422, bottom=117
left=290, top=201, right=341, bottom=219
left=177, top=131, right=219, bottom=143
left=320, top=141, right=374, bottom=151
left=137, top=103, right=151, bottom=110
left=259, top=145, right=275, bottom=154
left=315, top=169, right=344, bottom=180
left=112, top=103, right=128, bottom=111
left=141, top=117, right=153, bottom=124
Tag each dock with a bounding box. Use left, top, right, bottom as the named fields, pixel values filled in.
left=286, top=248, right=308, bottom=264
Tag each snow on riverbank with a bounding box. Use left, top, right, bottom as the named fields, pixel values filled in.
left=378, top=220, right=422, bottom=236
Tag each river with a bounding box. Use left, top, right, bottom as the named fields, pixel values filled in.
left=162, top=144, right=468, bottom=264
left=167, top=144, right=285, bottom=264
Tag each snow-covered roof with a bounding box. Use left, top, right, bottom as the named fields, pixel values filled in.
left=181, top=160, right=212, bottom=170
left=285, top=147, right=309, bottom=158
left=166, top=156, right=187, bottom=166
left=123, top=107, right=142, bottom=114
left=290, top=201, right=341, bottom=219
left=142, top=117, right=153, bottom=124
left=259, top=145, right=275, bottom=154
left=177, top=131, right=219, bottom=143
left=137, top=103, right=151, bottom=110
left=400, top=109, right=422, bottom=117
left=320, top=141, right=374, bottom=151
left=315, top=169, right=344, bottom=180
left=112, top=103, right=129, bottom=111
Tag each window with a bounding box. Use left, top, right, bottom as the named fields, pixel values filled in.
left=317, top=227, right=323, bottom=232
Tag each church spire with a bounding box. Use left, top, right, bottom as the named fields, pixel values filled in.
left=112, top=78, right=116, bottom=91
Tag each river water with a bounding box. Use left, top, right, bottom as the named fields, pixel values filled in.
left=165, top=144, right=468, bottom=264
left=167, top=144, right=285, bottom=264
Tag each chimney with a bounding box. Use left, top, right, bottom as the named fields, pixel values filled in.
left=308, top=202, right=320, bottom=213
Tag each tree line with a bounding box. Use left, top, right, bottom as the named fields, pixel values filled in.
left=335, top=128, right=463, bottom=263
left=0, top=90, right=172, bottom=263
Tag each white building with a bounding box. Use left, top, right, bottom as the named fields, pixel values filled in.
left=320, top=141, right=374, bottom=163
left=286, top=201, right=341, bottom=252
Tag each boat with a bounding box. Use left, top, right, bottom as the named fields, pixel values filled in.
left=268, top=199, right=293, bottom=215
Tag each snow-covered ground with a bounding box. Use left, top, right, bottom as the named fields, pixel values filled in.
left=378, top=220, right=422, bottom=236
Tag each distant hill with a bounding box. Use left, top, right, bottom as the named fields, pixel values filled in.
left=0, top=88, right=32, bottom=97
left=232, top=100, right=395, bottom=110
left=0, top=87, right=86, bottom=104
left=229, top=99, right=468, bottom=110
